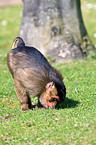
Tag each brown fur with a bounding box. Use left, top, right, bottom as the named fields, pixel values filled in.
left=7, top=37, right=66, bottom=110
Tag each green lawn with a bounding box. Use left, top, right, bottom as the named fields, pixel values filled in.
left=81, top=0, right=96, bottom=46
left=0, top=1, right=96, bottom=145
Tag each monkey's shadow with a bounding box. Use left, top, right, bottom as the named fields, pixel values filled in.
left=56, top=97, right=80, bottom=109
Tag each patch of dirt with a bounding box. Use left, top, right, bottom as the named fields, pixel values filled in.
left=0, top=0, right=22, bottom=7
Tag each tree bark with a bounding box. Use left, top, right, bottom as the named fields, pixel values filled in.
left=19, top=0, right=95, bottom=62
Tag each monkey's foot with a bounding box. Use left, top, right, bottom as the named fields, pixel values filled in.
left=21, top=104, right=29, bottom=111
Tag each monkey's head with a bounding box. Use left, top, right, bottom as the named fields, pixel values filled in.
left=39, top=82, right=65, bottom=109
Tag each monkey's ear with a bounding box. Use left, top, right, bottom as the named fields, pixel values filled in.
left=46, top=82, right=55, bottom=89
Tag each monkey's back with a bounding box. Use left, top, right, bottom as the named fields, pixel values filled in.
left=11, top=46, right=51, bottom=70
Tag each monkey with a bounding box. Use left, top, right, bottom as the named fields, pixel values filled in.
left=7, top=37, right=66, bottom=110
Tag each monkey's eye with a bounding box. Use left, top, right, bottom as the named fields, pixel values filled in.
left=53, top=98, right=58, bottom=102
left=49, top=98, right=58, bottom=102
left=49, top=84, right=54, bottom=88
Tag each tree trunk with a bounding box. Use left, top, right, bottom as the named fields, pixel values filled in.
left=19, top=0, right=95, bottom=62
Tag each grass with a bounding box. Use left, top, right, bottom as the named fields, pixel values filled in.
left=0, top=1, right=96, bottom=145
left=0, top=5, right=22, bottom=51
left=81, top=0, right=96, bottom=46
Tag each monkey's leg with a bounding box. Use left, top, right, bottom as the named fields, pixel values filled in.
left=14, top=79, right=33, bottom=110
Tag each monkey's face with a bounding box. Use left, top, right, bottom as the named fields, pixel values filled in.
left=39, top=82, right=60, bottom=109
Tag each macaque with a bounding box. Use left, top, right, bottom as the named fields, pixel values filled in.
left=7, top=37, right=66, bottom=110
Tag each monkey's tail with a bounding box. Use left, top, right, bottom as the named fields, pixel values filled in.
left=12, top=37, right=25, bottom=49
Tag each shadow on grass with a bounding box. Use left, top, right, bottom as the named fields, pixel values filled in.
left=56, top=97, right=80, bottom=109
